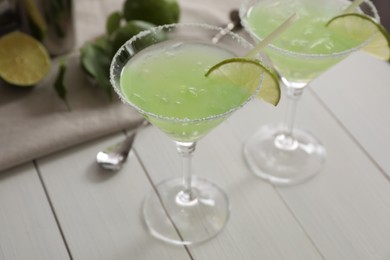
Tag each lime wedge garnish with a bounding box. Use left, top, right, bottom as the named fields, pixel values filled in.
left=0, top=31, right=51, bottom=87
left=326, top=13, right=390, bottom=60
left=205, top=57, right=281, bottom=106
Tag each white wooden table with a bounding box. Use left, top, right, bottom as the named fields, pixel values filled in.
left=1, top=0, right=390, bottom=259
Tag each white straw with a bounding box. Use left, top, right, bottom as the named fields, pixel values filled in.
left=343, top=0, right=365, bottom=13
left=245, top=13, right=299, bottom=58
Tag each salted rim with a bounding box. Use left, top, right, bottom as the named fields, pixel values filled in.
left=110, top=23, right=263, bottom=123
left=239, top=0, right=380, bottom=59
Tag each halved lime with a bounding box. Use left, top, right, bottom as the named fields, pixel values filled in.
left=0, top=31, right=51, bottom=87
left=205, top=58, right=281, bottom=106
left=327, top=13, right=390, bottom=60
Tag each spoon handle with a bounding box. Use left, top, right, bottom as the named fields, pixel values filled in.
left=212, top=9, right=242, bottom=44
left=212, top=22, right=236, bottom=44
left=117, top=130, right=138, bottom=161
left=118, top=120, right=150, bottom=160
left=96, top=120, right=150, bottom=170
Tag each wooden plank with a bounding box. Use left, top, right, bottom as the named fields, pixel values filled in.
left=134, top=126, right=323, bottom=259
left=0, top=164, right=69, bottom=260
left=312, top=52, right=390, bottom=176
left=227, top=86, right=390, bottom=259
left=37, top=133, right=190, bottom=260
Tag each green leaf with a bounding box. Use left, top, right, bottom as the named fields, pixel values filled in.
left=95, top=67, right=113, bottom=100
left=80, top=41, right=113, bottom=99
left=106, top=11, right=122, bottom=36
left=94, top=35, right=114, bottom=56
left=111, top=20, right=161, bottom=53
left=80, top=42, right=110, bottom=79
left=54, top=59, right=70, bottom=110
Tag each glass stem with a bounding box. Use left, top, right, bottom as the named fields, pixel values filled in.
left=176, top=141, right=196, bottom=202
left=275, top=86, right=304, bottom=150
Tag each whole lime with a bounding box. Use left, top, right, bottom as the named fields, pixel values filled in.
left=111, top=20, right=164, bottom=52
left=123, top=0, right=180, bottom=26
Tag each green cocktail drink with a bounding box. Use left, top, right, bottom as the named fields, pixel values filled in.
left=240, top=0, right=380, bottom=185
left=120, top=42, right=251, bottom=142
left=110, top=23, right=263, bottom=245
left=243, top=0, right=367, bottom=84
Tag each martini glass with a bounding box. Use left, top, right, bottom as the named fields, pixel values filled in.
left=240, top=0, right=379, bottom=185
left=110, top=23, right=261, bottom=245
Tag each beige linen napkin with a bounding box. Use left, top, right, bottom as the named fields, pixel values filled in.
left=0, top=0, right=242, bottom=172
left=0, top=53, right=143, bottom=171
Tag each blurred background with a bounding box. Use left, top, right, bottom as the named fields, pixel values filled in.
left=0, top=0, right=389, bottom=46
left=371, top=0, right=390, bottom=31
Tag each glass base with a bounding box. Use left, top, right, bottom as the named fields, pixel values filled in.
left=143, top=176, right=230, bottom=245
left=243, top=124, right=326, bottom=186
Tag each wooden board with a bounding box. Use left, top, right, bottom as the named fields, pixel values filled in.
left=0, top=164, right=69, bottom=260
left=37, top=133, right=191, bottom=260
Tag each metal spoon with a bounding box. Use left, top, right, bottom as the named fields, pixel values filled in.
left=96, top=120, right=149, bottom=171
left=212, top=9, right=242, bottom=44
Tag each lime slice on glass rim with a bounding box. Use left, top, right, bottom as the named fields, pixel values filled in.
left=0, top=31, right=51, bottom=87
left=326, top=13, right=390, bottom=60
left=205, top=14, right=299, bottom=107
left=205, top=57, right=281, bottom=106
